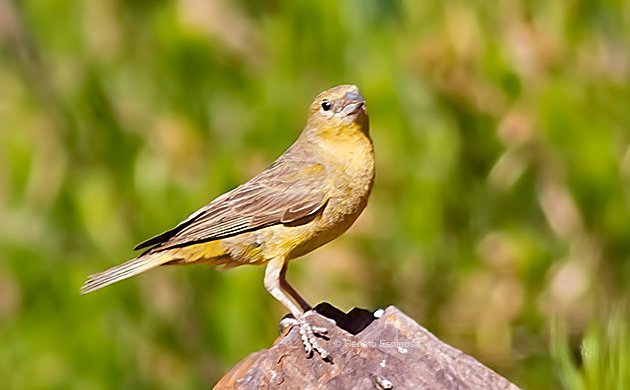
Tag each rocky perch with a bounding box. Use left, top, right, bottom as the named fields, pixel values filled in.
left=215, top=304, right=520, bottom=390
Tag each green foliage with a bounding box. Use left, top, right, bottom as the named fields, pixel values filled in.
left=1, top=0, right=628, bottom=388
left=553, top=306, right=630, bottom=390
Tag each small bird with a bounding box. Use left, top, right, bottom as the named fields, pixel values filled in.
left=81, top=85, right=375, bottom=358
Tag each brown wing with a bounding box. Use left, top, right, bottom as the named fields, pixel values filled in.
left=135, top=159, right=329, bottom=253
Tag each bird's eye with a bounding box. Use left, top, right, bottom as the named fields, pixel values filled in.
left=321, top=100, right=332, bottom=111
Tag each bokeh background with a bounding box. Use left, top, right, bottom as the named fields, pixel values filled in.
left=1, top=0, right=629, bottom=388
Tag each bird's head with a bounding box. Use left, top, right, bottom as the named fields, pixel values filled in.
left=304, top=85, right=369, bottom=138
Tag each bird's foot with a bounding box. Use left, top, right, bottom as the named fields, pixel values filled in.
left=280, top=312, right=333, bottom=359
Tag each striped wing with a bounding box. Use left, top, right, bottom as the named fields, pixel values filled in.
left=136, top=159, right=329, bottom=253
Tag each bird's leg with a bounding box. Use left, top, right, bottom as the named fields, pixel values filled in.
left=264, top=257, right=329, bottom=359
left=279, top=262, right=312, bottom=312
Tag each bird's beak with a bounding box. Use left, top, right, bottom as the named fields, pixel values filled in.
left=341, top=91, right=365, bottom=116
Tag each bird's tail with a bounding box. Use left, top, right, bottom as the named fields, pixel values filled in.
left=80, top=253, right=172, bottom=294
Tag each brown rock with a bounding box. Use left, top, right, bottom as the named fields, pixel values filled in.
left=214, top=304, right=520, bottom=390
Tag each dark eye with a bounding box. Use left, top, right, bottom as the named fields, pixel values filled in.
left=321, top=100, right=332, bottom=111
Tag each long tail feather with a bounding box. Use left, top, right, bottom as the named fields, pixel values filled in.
left=80, top=253, right=171, bottom=294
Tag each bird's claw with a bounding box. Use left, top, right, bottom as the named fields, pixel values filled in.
left=279, top=313, right=331, bottom=359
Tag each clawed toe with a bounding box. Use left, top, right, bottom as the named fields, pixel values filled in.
left=279, top=313, right=332, bottom=359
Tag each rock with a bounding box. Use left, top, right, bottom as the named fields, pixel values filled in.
left=214, top=304, right=520, bottom=390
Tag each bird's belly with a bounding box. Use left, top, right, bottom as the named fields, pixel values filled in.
left=285, top=192, right=370, bottom=259
left=285, top=212, right=360, bottom=259
left=215, top=198, right=366, bottom=266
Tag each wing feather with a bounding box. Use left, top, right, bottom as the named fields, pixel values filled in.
left=138, top=159, right=329, bottom=253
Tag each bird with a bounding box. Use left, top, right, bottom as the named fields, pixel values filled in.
left=81, top=84, right=375, bottom=358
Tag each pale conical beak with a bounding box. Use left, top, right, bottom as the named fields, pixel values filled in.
left=341, top=91, right=365, bottom=116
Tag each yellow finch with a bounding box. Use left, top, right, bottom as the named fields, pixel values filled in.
left=81, top=85, right=375, bottom=358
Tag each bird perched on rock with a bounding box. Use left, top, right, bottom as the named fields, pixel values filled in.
left=81, top=84, right=375, bottom=358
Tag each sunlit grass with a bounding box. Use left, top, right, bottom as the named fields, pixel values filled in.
left=553, top=306, right=630, bottom=390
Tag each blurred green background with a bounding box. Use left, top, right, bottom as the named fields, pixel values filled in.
left=1, top=0, right=629, bottom=388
